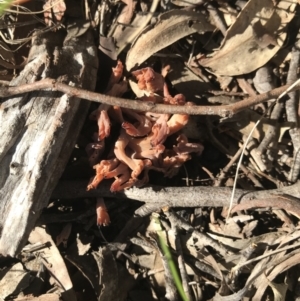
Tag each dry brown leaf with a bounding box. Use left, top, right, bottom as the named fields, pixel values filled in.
left=222, top=218, right=243, bottom=238
left=253, top=65, right=276, bottom=94
left=212, top=287, right=248, bottom=301
left=202, top=251, right=224, bottom=280
left=242, top=220, right=258, bottom=238
left=263, top=275, right=288, bottom=301
left=171, top=0, right=204, bottom=7
left=92, top=247, right=120, bottom=301
left=208, top=231, right=283, bottom=251
left=126, top=9, right=214, bottom=71
left=56, top=223, right=72, bottom=247
left=222, top=109, right=269, bottom=141
left=200, top=0, right=297, bottom=75
left=65, top=244, right=100, bottom=296
left=64, top=21, right=91, bottom=42
left=167, top=60, right=212, bottom=103
left=28, top=227, right=75, bottom=296
left=76, top=233, right=91, bottom=256
left=253, top=252, right=300, bottom=300
left=13, top=294, right=60, bottom=301
left=115, top=0, right=160, bottom=55
left=109, top=0, right=137, bottom=44
left=0, top=262, right=31, bottom=300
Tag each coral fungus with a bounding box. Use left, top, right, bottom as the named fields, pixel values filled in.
left=87, top=62, right=204, bottom=192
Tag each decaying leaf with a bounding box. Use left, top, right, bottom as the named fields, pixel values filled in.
left=126, top=9, right=214, bottom=71
left=167, top=59, right=212, bottom=103
left=28, top=227, right=75, bottom=298
left=263, top=275, right=288, bottom=301
left=252, top=251, right=300, bottom=300
left=65, top=235, right=100, bottom=295
left=0, top=262, right=31, bottom=300
left=171, top=0, right=205, bottom=7
left=76, top=233, right=92, bottom=256
left=64, top=20, right=91, bottom=42
left=253, top=65, right=276, bottom=94
left=209, top=230, right=285, bottom=265
left=56, top=223, right=72, bottom=247
left=92, top=247, right=119, bottom=300
left=13, top=293, right=60, bottom=301
left=199, top=0, right=297, bottom=75
left=109, top=0, right=137, bottom=47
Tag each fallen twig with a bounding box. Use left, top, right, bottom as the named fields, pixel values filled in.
left=1, top=78, right=300, bottom=117
left=52, top=180, right=300, bottom=210
left=230, top=194, right=300, bottom=219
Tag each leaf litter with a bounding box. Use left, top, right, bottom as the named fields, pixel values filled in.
left=2, top=0, right=300, bottom=300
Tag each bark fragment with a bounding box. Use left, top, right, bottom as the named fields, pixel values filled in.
left=0, top=30, right=98, bottom=256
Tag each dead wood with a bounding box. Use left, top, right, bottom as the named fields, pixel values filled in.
left=0, top=30, right=98, bottom=256
left=2, top=77, right=300, bottom=118
left=52, top=180, right=300, bottom=213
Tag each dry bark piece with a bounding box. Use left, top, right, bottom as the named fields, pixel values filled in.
left=199, top=0, right=297, bottom=75
left=126, top=9, right=215, bottom=71
left=0, top=29, right=98, bottom=257
left=253, top=65, right=276, bottom=94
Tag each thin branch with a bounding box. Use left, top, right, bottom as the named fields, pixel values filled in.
left=255, top=101, right=284, bottom=154
left=214, top=146, right=243, bottom=187
left=52, top=180, right=300, bottom=207
left=1, top=78, right=300, bottom=117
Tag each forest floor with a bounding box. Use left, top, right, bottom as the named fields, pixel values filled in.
left=1, top=0, right=300, bottom=300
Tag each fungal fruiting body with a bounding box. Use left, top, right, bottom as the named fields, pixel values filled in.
left=87, top=63, right=204, bottom=192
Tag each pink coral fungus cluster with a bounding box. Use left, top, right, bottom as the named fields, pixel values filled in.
left=86, top=62, right=204, bottom=192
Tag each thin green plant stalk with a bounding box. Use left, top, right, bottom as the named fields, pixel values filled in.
left=154, top=215, right=189, bottom=301
left=0, top=0, right=14, bottom=15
